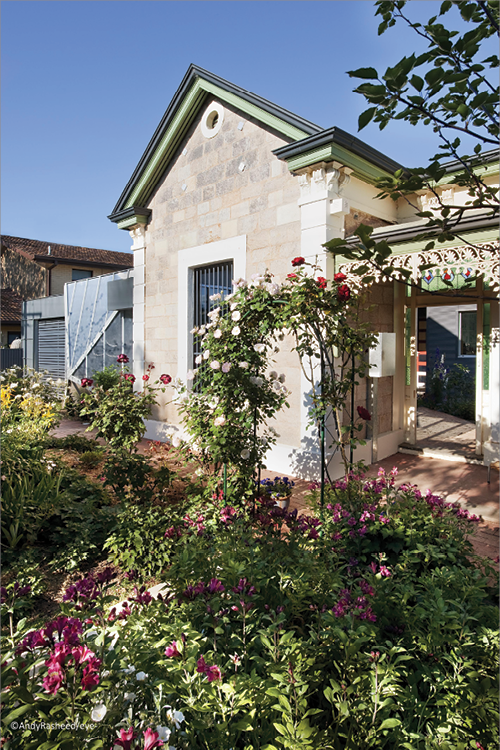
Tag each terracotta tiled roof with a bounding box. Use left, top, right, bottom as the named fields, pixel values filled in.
left=1, top=235, right=133, bottom=268
left=1, top=288, right=23, bottom=324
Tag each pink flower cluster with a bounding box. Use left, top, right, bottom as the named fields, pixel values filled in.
left=17, top=615, right=83, bottom=654
left=43, top=642, right=101, bottom=695
left=63, top=568, right=115, bottom=610
left=81, top=378, right=93, bottom=387
left=180, top=578, right=225, bottom=602
left=332, top=586, right=377, bottom=622
left=112, top=726, right=164, bottom=750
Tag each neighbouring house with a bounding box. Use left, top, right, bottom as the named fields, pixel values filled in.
left=1, top=235, right=133, bottom=377
left=1, top=288, right=23, bottom=348
left=1, top=235, right=133, bottom=300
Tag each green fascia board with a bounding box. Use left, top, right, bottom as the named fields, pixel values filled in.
left=199, top=80, right=310, bottom=141
left=124, top=80, right=311, bottom=212
left=334, top=226, right=499, bottom=265
left=117, top=214, right=149, bottom=230
left=126, top=80, right=205, bottom=209
left=388, top=226, right=499, bottom=256
left=285, top=143, right=394, bottom=185
left=427, top=160, right=499, bottom=190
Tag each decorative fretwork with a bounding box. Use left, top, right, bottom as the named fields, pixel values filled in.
left=338, top=241, right=499, bottom=292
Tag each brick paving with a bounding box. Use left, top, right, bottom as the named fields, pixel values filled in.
left=51, top=418, right=499, bottom=566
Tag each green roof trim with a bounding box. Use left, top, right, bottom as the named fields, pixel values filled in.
left=123, top=79, right=311, bottom=212
left=284, top=142, right=395, bottom=184
left=117, top=214, right=150, bottom=230
left=109, top=64, right=323, bottom=226
left=388, top=226, right=499, bottom=256
left=335, top=226, right=499, bottom=265
left=125, top=80, right=205, bottom=209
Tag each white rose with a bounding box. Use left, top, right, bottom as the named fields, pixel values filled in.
left=203, top=350, right=210, bottom=360
left=210, top=361, right=220, bottom=370
left=279, top=373, right=286, bottom=383
left=214, top=415, right=226, bottom=426
left=254, top=343, right=266, bottom=354
left=232, top=326, right=241, bottom=336
left=231, top=310, right=241, bottom=321
left=195, top=355, right=202, bottom=365
left=240, top=449, right=250, bottom=460
left=190, top=327, right=199, bottom=334
left=269, top=371, right=278, bottom=380
left=91, top=703, right=107, bottom=722
left=186, top=370, right=196, bottom=381
left=239, top=361, right=249, bottom=369
left=250, top=376, right=264, bottom=387
left=214, top=329, right=222, bottom=339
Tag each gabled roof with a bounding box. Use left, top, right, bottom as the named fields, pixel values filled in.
left=1, top=235, right=133, bottom=268
left=108, top=64, right=324, bottom=229
left=1, top=288, right=23, bottom=324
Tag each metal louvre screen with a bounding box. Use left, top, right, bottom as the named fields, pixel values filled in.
left=37, top=319, right=66, bottom=378
left=193, top=261, right=233, bottom=370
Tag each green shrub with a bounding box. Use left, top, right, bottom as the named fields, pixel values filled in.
left=44, top=433, right=102, bottom=453
left=3, top=470, right=498, bottom=750
left=78, top=449, right=105, bottom=469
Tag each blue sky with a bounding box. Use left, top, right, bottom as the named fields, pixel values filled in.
left=1, top=1, right=493, bottom=252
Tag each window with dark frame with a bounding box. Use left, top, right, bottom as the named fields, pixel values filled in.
left=459, top=310, right=476, bottom=356
left=192, top=261, right=233, bottom=376
left=72, top=269, right=93, bottom=281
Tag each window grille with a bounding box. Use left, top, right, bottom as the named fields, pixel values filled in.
left=459, top=310, right=476, bottom=356
left=192, top=261, right=233, bottom=375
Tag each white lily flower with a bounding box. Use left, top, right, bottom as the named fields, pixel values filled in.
left=136, top=671, right=148, bottom=681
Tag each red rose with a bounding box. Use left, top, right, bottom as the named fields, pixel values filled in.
left=160, top=374, right=172, bottom=385
left=287, top=273, right=298, bottom=280
left=117, top=354, right=129, bottom=364
left=81, top=378, right=93, bottom=388
left=291, top=257, right=305, bottom=267
left=337, top=284, right=351, bottom=301
left=316, top=277, right=327, bottom=289
left=142, top=375, right=149, bottom=381
left=357, top=405, right=371, bottom=421
left=334, top=272, right=347, bottom=282
left=123, top=374, right=136, bottom=383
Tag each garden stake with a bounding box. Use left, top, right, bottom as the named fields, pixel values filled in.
left=350, top=347, right=355, bottom=470
left=320, top=346, right=325, bottom=529
left=223, top=462, right=227, bottom=506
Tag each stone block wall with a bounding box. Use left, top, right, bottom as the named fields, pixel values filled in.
left=143, top=99, right=303, bottom=447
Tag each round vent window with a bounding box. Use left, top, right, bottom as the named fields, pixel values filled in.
left=201, top=102, right=224, bottom=139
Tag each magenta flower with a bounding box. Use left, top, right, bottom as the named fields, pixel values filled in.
left=165, top=641, right=180, bottom=658
left=206, top=578, right=225, bottom=595
left=143, top=727, right=164, bottom=750
left=159, top=373, right=172, bottom=385
left=123, top=373, right=136, bottom=383
left=196, top=655, right=221, bottom=682
left=206, top=665, right=222, bottom=682
left=117, top=354, right=129, bottom=363
left=112, top=727, right=137, bottom=750
left=81, top=378, right=93, bottom=387
left=291, top=256, right=305, bottom=267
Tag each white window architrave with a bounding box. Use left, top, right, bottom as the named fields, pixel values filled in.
left=177, top=236, right=247, bottom=384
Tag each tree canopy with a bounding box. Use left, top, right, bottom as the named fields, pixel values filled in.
left=325, top=0, right=499, bottom=285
